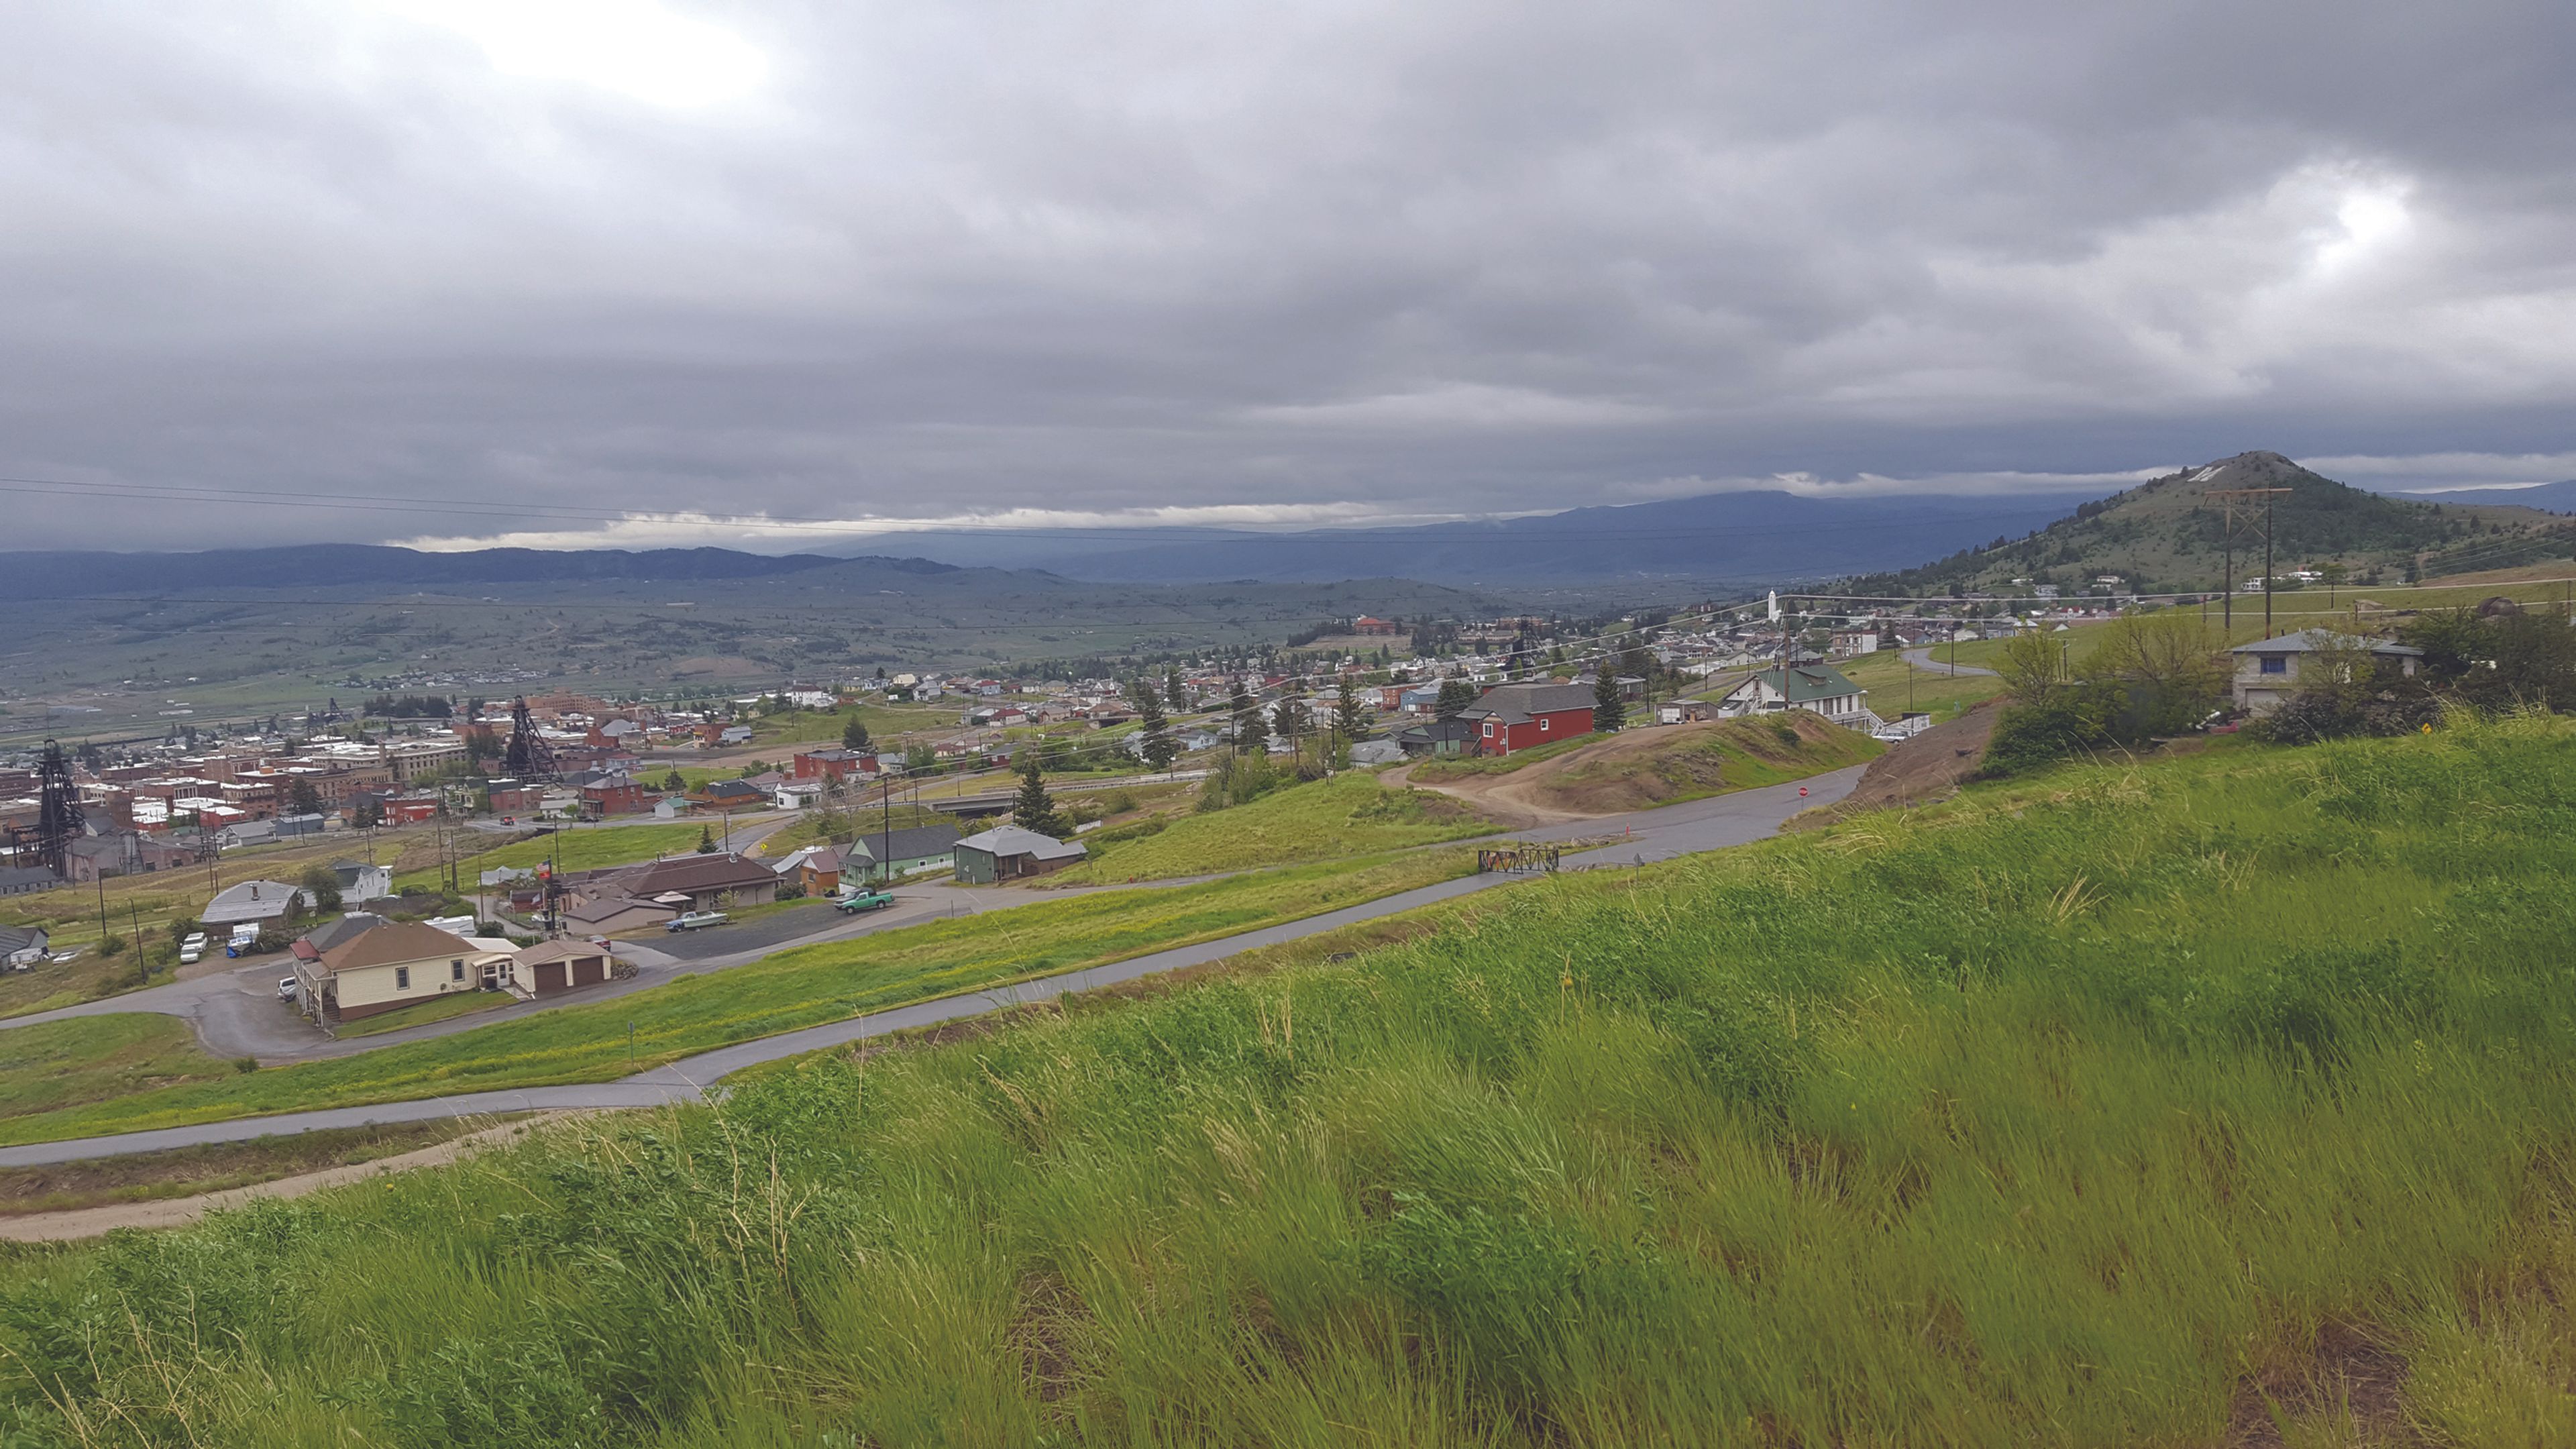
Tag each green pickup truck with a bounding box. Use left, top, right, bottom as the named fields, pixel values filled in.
left=835, top=888, right=896, bottom=914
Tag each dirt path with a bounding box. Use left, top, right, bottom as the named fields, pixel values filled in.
left=1384, top=761, right=1587, bottom=829
left=0, top=1114, right=573, bottom=1242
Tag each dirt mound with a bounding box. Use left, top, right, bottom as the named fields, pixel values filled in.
left=1790, top=700, right=1998, bottom=828
left=1404, top=714, right=1874, bottom=827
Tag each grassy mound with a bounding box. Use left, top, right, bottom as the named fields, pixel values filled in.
left=1413, top=712, right=1882, bottom=814
left=7, top=718, right=2576, bottom=1444
left=1057, top=770, right=1494, bottom=881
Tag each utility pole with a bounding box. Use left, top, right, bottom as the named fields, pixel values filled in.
left=2208, top=486, right=2292, bottom=639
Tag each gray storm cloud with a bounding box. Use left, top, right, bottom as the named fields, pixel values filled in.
left=1, top=0, right=2570, bottom=550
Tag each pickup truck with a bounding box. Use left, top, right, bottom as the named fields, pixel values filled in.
left=835, top=889, right=896, bottom=914
left=665, top=911, right=729, bottom=932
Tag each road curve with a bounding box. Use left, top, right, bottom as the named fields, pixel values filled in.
left=0, top=765, right=1865, bottom=1169
left=1902, top=646, right=1999, bottom=678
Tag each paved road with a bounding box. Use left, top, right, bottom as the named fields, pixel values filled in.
left=0, top=881, right=1090, bottom=1061
left=0, top=767, right=1862, bottom=1169
left=1902, top=646, right=1999, bottom=678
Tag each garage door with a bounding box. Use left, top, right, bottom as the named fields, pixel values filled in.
left=572, top=954, right=606, bottom=987
left=533, top=961, right=568, bottom=994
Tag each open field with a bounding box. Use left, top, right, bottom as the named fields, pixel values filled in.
left=1053, top=771, right=1496, bottom=882
left=4, top=716, right=2570, bottom=1442
left=0, top=851, right=1475, bottom=1147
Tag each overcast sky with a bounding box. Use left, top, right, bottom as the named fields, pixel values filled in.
left=4, top=0, right=2572, bottom=553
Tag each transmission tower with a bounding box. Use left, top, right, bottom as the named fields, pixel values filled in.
left=30, top=741, right=84, bottom=879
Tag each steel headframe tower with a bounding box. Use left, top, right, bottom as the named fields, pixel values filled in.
left=504, top=696, right=557, bottom=780
left=30, top=740, right=84, bottom=879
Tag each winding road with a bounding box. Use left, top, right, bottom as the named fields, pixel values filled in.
left=1902, top=646, right=2000, bottom=678
left=0, top=765, right=1865, bottom=1169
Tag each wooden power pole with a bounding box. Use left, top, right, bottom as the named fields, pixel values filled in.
left=2207, top=486, right=2292, bottom=637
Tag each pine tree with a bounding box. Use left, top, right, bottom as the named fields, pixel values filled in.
left=1435, top=678, right=1476, bottom=718
left=1593, top=668, right=1627, bottom=733
left=1229, top=678, right=1267, bottom=752
left=1165, top=669, right=1187, bottom=711
left=696, top=826, right=717, bottom=854
left=1012, top=762, right=1066, bottom=838
left=1137, top=686, right=1179, bottom=772
left=1335, top=676, right=1366, bottom=740
left=842, top=715, right=871, bottom=751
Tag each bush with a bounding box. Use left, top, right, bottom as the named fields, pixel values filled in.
left=231, top=1056, right=258, bottom=1074
left=1197, top=753, right=1283, bottom=812
left=2247, top=690, right=2444, bottom=745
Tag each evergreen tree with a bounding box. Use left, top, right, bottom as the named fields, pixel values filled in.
left=1012, top=762, right=1067, bottom=838
left=1435, top=678, right=1477, bottom=718
left=841, top=715, right=871, bottom=751
left=1228, top=677, right=1267, bottom=752
left=1593, top=668, right=1627, bottom=733
left=1137, top=686, right=1179, bottom=772
left=286, top=777, right=323, bottom=816
left=1165, top=669, right=1187, bottom=711
left=1271, top=696, right=1308, bottom=748
left=1335, top=676, right=1366, bottom=740
left=696, top=826, right=717, bottom=854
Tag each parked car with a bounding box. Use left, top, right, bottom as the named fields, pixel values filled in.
left=665, top=911, right=729, bottom=932
left=835, top=888, right=896, bottom=914
left=276, top=976, right=299, bottom=1002
left=178, top=945, right=202, bottom=965
left=500, top=815, right=515, bottom=824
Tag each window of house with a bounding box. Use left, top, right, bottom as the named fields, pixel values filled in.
left=395, top=966, right=411, bottom=989
left=2259, top=657, right=2288, bottom=675
left=1540, top=718, right=1550, bottom=731
left=451, top=959, right=465, bottom=981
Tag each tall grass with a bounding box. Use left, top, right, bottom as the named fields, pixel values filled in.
left=5, top=716, right=2575, bottom=1444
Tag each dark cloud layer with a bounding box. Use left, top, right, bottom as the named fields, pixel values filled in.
left=3, top=0, right=2571, bottom=551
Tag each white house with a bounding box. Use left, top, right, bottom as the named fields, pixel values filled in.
left=201, top=879, right=315, bottom=928
left=1717, top=663, right=1872, bottom=726
left=0, top=925, right=49, bottom=970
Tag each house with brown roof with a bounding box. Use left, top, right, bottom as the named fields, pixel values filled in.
left=588, top=853, right=780, bottom=913
left=293, top=920, right=506, bottom=1026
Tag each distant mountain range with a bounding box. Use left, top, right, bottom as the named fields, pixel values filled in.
left=1847, top=452, right=2576, bottom=596
left=2388, top=479, right=2576, bottom=513
left=830, top=488, right=2113, bottom=586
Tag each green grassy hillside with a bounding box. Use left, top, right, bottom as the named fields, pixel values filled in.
left=1849, top=449, right=2567, bottom=596
left=1055, top=771, right=1495, bottom=881
left=6, top=718, right=2573, bottom=1444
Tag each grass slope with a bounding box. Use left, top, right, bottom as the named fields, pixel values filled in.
left=5, top=718, right=2571, bottom=1444
left=1057, top=771, right=1495, bottom=881
left=0, top=1016, right=230, bottom=1124
left=395, top=822, right=715, bottom=894
left=0, top=851, right=1472, bottom=1146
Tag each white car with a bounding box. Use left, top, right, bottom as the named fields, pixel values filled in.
left=178, top=946, right=202, bottom=965
left=665, top=911, right=729, bottom=932
left=277, top=976, right=299, bottom=1002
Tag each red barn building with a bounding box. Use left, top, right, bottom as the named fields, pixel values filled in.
left=1456, top=683, right=1595, bottom=759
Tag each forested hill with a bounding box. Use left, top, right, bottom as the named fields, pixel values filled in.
left=1846, top=451, right=2575, bottom=596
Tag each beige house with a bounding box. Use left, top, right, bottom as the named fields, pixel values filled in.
left=295, top=920, right=507, bottom=1026
left=2229, top=631, right=2424, bottom=715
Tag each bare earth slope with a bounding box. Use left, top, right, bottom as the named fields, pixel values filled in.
left=1397, top=714, right=1880, bottom=827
